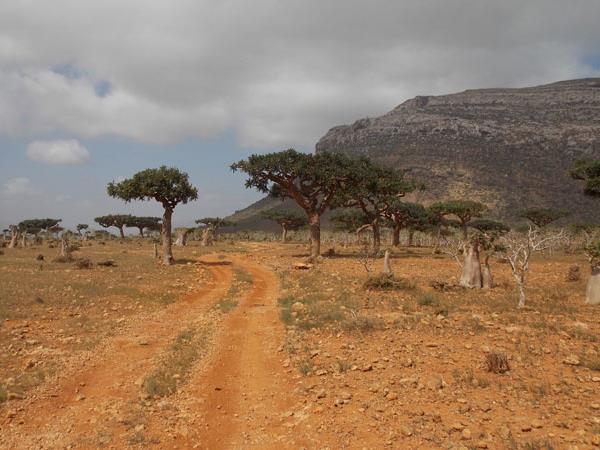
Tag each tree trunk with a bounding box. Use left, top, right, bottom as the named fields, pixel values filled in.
left=281, top=226, right=288, bottom=243
left=482, top=258, right=493, bottom=289
left=8, top=227, right=19, bottom=249
left=118, top=226, right=125, bottom=239
left=372, top=221, right=381, bottom=255
left=202, top=228, right=214, bottom=246
left=175, top=229, right=189, bottom=246
left=60, top=235, right=68, bottom=257
left=461, top=223, right=468, bottom=240
left=408, top=228, right=415, bottom=247
left=356, top=224, right=370, bottom=245
left=383, top=249, right=393, bottom=276
left=516, top=273, right=526, bottom=308
left=433, top=225, right=442, bottom=253
left=459, top=242, right=483, bottom=288
left=138, top=227, right=145, bottom=238
left=153, top=243, right=158, bottom=259
left=392, top=225, right=400, bottom=247
left=162, top=208, right=174, bottom=265
left=308, top=212, right=321, bottom=259
left=586, top=265, right=600, bottom=305
left=21, top=233, right=27, bottom=248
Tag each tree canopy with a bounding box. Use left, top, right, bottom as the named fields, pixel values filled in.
left=261, top=210, right=307, bottom=230
left=383, top=200, right=430, bottom=230
left=107, top=166, right=198, bottom=265
left=231, top=149, right=356, bottom=213
left=330, top=210, right=370, bottom=232
left=125, top=216, right=162, bottom=236
left=196, top=217, right=234, bottom=230
left=107, top=166, right=198, bottom=210
left=334, top=158, right=414, bottom=252
left=518, top=207, right=568, bottom=228
left=94, top=214, right=132, bottom=238
left=429, top=199, right=486, bottom=238
left=18, top=218, right=61, bottom=235
left=231, top=149, right=359, bottom=257
left=570, top=159, right=600, bottom=197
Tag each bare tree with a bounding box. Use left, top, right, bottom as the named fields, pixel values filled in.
left=501, top=226, right=565, bottom=308
left=7, top=225, right=19, bottom=248
left=174, top=227, right=194, bottom=246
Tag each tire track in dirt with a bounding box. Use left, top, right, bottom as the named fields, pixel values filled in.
left=0, top=258, right=233, bottom=450
left=149, top=255, right=302, bottom=450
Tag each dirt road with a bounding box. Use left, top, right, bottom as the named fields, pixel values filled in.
left=0, top=254, right=298, bottom=450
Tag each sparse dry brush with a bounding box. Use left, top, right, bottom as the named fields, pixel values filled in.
left=486, top=352, right=510, bottom=374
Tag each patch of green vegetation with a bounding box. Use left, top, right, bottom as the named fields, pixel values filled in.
left=297, top=357, right=313, bottom=375
left=216, top=266, right=253, bottom=313
left=363, top=274, right=416, bottom=291
left=341, top=314, right=385, bottom=333
left=143, top=327, right=208, bottom=398
left=463, top=316, right=486, bottom=334
left=417, top=292, right=439, bottom=307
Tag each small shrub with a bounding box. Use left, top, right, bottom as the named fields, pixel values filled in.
left=417, top=293, right=439, bottom=307
left=36, top=254, right=44, bottom=261
left=581, top=355, right=600, bottom=371
left=452, top=368, right=490, bottom=388
left=464, top=316, right=486, bottom=333
left=217, top=298, right=237, bottom=313
left=53, top=255, right=74, bottom=263
left=97, top=260, right=117, bottom=267
left=341, top=315, right=384, bottom=332
left=522, top=439, right=556, bottom=450
left=74, top=258, right=93, bottom=269
left=486, top=352, right=510, bottom=374
left=363, top=274, right=415, bottom=291
left=297, top=357, right=313, bottom=375
left=336, top=360, right=352, bottom=373
left=565, top=265, right=581, bottom=282
left=0, top=250, right=4, bottom=255
left=67, top=243, right=80, bottom=253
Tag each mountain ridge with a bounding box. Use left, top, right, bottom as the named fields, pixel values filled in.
left=229, top=78, right=600, bottom=229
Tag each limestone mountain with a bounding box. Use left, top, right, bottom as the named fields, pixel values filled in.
left=230, top=78, right=600, bottom=228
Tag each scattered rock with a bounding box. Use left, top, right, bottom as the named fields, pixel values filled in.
left=563, top=355, right=581, bottom=366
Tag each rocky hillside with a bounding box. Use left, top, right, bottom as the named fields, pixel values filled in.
left=316, top=78, right=600, bottom=221
left=230, top=78, right=600, bottom=228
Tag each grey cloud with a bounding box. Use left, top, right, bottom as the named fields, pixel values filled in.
left=0, top=0, right=599, bottom=148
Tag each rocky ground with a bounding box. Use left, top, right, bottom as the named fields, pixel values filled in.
left=0, top=239, right=599, bottom=449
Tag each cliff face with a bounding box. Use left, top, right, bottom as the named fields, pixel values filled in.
left=315, top=79, right=600, bottom=220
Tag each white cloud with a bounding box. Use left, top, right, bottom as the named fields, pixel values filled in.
left=0, top=1, right=599, bottom=148
left=1, top=177, right=37, bottom=196
left=26, top=139, right=91, bottom=165
left=55, top=193, right=72, bottom=202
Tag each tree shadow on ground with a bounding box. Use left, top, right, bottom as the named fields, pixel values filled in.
left=173, top=258, right=200, bottom=265
left=290, top=247, right=443, bottom=260
left=196, top=260, right=232, bottom=266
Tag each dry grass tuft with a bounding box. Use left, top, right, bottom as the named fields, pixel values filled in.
left=97, top=259, right=117, bottom=267
left=486, top=352, right=510, bottom=374
left=143, top=328, right=209, bottom=398
left=74, top=258, right=93, bottom=269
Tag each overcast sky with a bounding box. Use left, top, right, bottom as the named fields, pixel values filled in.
left=1, top=0, right=600, bottom=230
